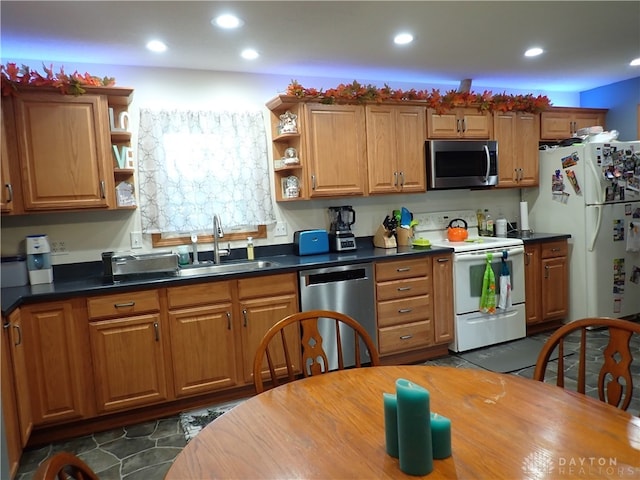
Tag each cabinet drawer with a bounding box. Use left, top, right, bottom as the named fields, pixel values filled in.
left=378, top=321, right=431, bottom=355
left=87, top=290, right=160, bottom=320
left=541, top=240, right=568, bottom=258
left=167, top=281, right=232, bottom=309
left=376, top=257, right=430, bottom=282
left=238, top=273, right=297, bottom=299
left=376, top=277, right=430, bottom=301
left=377, top=295, right=431, bottom=327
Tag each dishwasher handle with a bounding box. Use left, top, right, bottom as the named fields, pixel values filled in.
left=302, top=266, right=370, bottom=286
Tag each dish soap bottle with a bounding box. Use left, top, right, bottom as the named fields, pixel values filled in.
left=247, top=237, right=255, bottom=260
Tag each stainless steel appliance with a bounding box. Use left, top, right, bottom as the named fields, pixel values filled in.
left=413, top=210, right=525, bottom=352
left=426, top=140, right=498, bottom=190
left=299, top=263, right=376, bottom=368
left=328, top=206, right=357, bottom=251
left=524, top=140, right=640, bottom=320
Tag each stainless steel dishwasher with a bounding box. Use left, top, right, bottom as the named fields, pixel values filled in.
left=298, top=263, right=376, bottom=370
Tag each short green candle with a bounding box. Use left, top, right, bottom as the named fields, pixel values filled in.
left=383, top=393, right=399, bottom=458
left=396, top=378, right=433, bottom=476
left=430, top=412, right=452, bottom=459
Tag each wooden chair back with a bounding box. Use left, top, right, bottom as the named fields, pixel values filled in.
left=253, top=309, right=380, bottom=393
left=33, top=451, right=99, bottom=480
left=533, top=317, right=640, bottom=414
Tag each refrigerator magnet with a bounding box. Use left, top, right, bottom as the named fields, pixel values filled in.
left=565, top=169, right=581, bottom=195
left=561, top=152, right=579, bottom=169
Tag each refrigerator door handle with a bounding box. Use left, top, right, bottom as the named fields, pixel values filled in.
left=588, top=204, right=603, bottom=252
left=586, top=148, right=605, bottom=205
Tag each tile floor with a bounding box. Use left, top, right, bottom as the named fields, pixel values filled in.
left=15, top=328, right=639, bottom=479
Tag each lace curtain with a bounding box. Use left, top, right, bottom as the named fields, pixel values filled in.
left=137, top=108, right=275, bottom=234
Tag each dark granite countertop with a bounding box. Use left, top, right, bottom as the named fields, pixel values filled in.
left=509, top=232, right=572, bottom=243
left=1, top=240, right=452, bottom=316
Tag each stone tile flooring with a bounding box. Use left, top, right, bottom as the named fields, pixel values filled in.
left=15, top=327, right=639, bottom=479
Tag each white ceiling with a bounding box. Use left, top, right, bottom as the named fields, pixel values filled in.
left=1, top=1, right=639, bottom=93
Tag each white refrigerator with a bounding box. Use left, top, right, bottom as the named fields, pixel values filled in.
left=524, top=141, right=640, bottom=321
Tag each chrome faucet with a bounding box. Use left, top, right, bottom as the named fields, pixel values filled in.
left=213, top=214, right=230, bottom=264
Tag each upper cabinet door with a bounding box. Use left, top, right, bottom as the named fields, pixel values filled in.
left=13, top=92, right=115, bottom=211
left=304, top=103, right=367, bottom=197
left=427, top=108, right=492, bottom=139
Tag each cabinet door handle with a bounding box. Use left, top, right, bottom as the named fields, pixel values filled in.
left=114, top=302, right=135, bottom=308
left=437, top=257, right=449, bottom=263
left=100, top=180, right=106, bottom=199
left=461, top=118, right=466, bottom=132
left=153, top=322, right=160, bottom=341
left=456, top=119, right=461, bottom=133
left=12, top=324, right=22, bottom=346
left=400, top=334, right=413, bottom=340
left=226, top=312, right=232, bottom=330
left=5, top=183, right=13, bottom=203
left=397, top=286, right=412, bottom=292
left=525, top=252, right=532, bottom=266
left=551, top=247, right=561, bottom=252
left=311, top=175, right=316, bottom=190
left=399, top=172, right=405, bottom=187
left=396, top=267, right=411, bottom=272
left=243, top=309, right=248, bottom=327
left=544, top=265, right=550, bottom=279
left=398, top=308, right=413, bottom=314
left=393, top=171, right=398, bottom=187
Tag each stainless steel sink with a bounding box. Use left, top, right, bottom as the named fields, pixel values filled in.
left=178, top=260, right=279, bottom=277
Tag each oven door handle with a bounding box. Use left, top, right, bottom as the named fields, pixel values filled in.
left=454, top=246, right=524, bottom=262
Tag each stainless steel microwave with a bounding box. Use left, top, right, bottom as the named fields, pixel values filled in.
left=426, top=140, right=498, bottom=190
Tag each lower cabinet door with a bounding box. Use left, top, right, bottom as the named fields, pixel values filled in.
left=89, top=314, right=169, bottom=413
left=168, top=303, right=239, bottom=398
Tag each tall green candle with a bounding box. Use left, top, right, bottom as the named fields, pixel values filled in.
left=383, top=393, right=399, bottom=458
left=396, top=378, right=433, bottom=476
left=430, top=412, right=452, bottom=459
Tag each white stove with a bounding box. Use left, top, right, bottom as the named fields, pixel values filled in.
left=414, top=210, right=526, bottom=352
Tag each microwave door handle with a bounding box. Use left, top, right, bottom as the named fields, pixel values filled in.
left=483, top=145, right=490, bottom=183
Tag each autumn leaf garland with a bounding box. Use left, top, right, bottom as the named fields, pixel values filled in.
left=286, top=80, right=551, bottom=114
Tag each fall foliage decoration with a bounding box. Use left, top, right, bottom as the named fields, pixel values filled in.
left=286, top=80, right=551, bottom=114
left=1, top=63, right=116, bottom=96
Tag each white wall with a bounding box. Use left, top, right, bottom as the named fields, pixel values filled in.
left=1, top=60, right=576, bottom=263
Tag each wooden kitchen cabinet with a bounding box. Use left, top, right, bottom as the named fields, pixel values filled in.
left=375, top=257, right=433, bottom=355
left=167, top=282, right=239, bottom=398
left=21, top=300, right=94, bottom=425
left=12, top=91, right=116, bottom=211
left=540, top=107, right=607, bottom=140
left=494, top=112, right=540, bottom=188
left=524, top=239, right=569, bottom=330
left=237, top=273, right=300, bottom=384
left=427, top=107, right=492, bottom=139
left=2, top=309, right=32, bottom=478
left=1, top=98, right=23, bottom=214
left=366, top=104, right=426, bottom=194
left=305, top=103, right=368, bottom=197
left=87, top=290, right=170, bottom=413
left=431, top=253, right=454, bottom=343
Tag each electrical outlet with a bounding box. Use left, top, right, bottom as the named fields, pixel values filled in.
left=274, top=222, right=288, bottom=237
left=130, top=232, right=143, bottom=249
left=51, top=240, right=69, bottom=256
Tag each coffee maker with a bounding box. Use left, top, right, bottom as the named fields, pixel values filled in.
left=26, top=234, right=53, bottom=285
left=328, top=206, right=357, bottom=251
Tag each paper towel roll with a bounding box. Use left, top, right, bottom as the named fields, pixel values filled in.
left=520, top=202, right=530, bottom=231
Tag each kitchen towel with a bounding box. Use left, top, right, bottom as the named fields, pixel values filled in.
left=498, top=251, right=512, bottom=310
left=480, top=253, right=496, bottom=314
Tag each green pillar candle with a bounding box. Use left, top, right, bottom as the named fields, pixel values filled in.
left=396, top=378, right=433, bottom=476
left=383, top=393, right=399, bottom=458
left=430, top=412, right=452, bottom=459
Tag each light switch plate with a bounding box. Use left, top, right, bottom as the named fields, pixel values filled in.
left=130, top=232, right=143, bottom=249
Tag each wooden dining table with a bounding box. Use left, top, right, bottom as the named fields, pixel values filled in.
left=165, top=366, right=640, bottom=479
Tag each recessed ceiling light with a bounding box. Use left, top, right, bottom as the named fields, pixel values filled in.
left=241, top=49, right=259, bottom=60
left=394, top=33, right=413, bottom=45
left=631, top=57, right=640, bottom=66
left=524, top=47, right=544, bottom=57
left=146, top=40, right=167, bottom=53
left=213, top=14, right=244, bottom=29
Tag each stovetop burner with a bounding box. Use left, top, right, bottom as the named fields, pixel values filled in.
left=413, top=210, right=523, bottom=253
